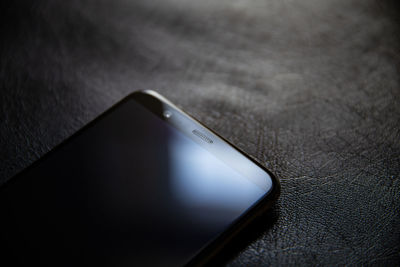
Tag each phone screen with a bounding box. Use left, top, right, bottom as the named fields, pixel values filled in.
left=0, top=93, right=274, bottom=266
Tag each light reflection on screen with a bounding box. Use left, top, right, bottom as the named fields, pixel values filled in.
left=169, top=130, right=265, bottom=218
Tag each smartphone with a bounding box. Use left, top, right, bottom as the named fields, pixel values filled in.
left=0, top=90, right=280, bottom=266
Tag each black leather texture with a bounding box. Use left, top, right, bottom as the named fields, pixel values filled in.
left=1, top=0, right=399, bottom=265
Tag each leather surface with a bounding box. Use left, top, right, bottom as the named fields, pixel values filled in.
left=1, top=0, right=399, bottom=265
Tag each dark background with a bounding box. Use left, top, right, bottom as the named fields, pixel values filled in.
left=1, top=0, right=399, bottom=265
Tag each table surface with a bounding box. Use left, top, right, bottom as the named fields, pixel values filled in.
left=1, top=0, right=399, bottom=265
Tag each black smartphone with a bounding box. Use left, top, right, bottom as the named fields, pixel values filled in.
left=0, top=90, right=280, bottom=266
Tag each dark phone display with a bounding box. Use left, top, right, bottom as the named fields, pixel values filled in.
left=0, top=96, right=271, bottom=266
